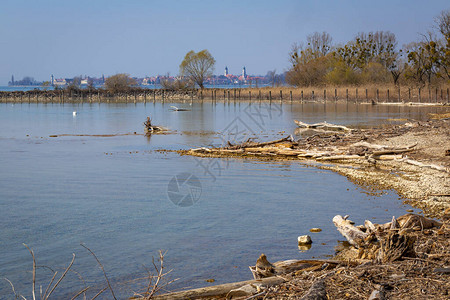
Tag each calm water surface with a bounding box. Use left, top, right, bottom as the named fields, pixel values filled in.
left=0, top=101, right=448, bottom=298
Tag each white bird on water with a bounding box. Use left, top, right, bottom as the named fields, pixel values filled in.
left=73, top=111, right=77, bottom=116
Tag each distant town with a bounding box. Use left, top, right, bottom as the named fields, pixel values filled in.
left=7, top=67, right=286, bottom=88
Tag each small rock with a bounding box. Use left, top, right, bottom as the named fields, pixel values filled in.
left=310, top=228, right=322, bottom=233
left=298, top=235, right=312, bottom=244
left=205, top=278, right=215, bottom=283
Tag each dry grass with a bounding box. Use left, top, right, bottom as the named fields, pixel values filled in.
left=198, top=85, right=450, bottom=103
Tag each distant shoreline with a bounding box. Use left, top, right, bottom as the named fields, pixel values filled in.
left=1, top=86, right=450, bottom=104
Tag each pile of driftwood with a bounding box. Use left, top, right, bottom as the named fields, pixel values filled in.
left=332, top=213, right=442, bottom=262
left=151, top=211, right=448, bottom=299
left=186, top=120, right=449, bottom=173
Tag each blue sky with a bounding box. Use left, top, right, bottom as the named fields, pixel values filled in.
left=0, top=0, right=448, bottom=84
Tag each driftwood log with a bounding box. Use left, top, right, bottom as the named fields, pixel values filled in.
left=143, top=117, right=166, bottom=134
left=249, top=254, right=340, bottom=280
left=152, top=276, right=285, bottom=300
left=332, top=215, right=368, bottom=248
left=294, top=120, right=352, bottom=132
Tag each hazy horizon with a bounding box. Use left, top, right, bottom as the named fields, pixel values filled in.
left=1, top=0, right=448, bottom=85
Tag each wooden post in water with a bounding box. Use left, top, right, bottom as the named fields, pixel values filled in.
left=259, top=90, right=261, bottom=101
left=223, top=90, right=226, bottom=100
left=418, top=88, right=421, bottom=102
left=312, top=90, right=314, bottom=100
left=290, top=90, right=293, bottom=102
left=435, top=88, right=438, bottom=102
left=323, top=89, right=326, bottom=101
left=441, top=89, right=443, bottom=102
left=365, top=89, right=368, bottom=102
left=249, top=91, right=251, bottom=100
left=228, top=90, right=230, bottom=101
left=346, top=89, right=348, bottom=102
left=269, top=91, right=272, bottom=103
left=387, top=89, right=390, bottom=102
left=447, top=88, right=449, bottom=103
left=233, top=89, right=236, bottom=100
left=279, top=90, right=282, bottom=102
left=334, top=88, right=337, bottom=101
left=238, top=89, right=241, bottom=100
left=301, top=90, right=303, bottom=102
left=355, top=88, right=358, bottom=102
left=376, top=89, right=379, bottom=101
left=428, top=88, right=431, bottom=103
left=398, top=88, right=401, bottom=103
left=408, top=88, right=411, bottom=101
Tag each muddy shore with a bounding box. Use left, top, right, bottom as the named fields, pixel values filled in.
left=148, top=113, right=449, bottom=299
left=184, top=115, right=449, bottom=219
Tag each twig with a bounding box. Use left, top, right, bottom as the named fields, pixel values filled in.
left=23, top=243, right=36, bottom=300
left=90, top=287, right=108, bottom=300
left=146, top=250, right=167, bottom=299
left=42, top=270, right=57, bottom=299
left=4, top=278, right=21, bottom=299
left=44, top=253, right=76, bottom=299
left=245, top=291, right=267, bottom=299
left=80, top=244, right=117, bottom=300
left=70, top=287, right=91, bottom=300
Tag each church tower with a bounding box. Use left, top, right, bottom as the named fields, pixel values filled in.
left=224, top=66, right=229, bottom=76
left=242, top=67, right=247, bottom=79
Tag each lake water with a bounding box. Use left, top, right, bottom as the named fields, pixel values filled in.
left=0, top=101, right=448, bottom=298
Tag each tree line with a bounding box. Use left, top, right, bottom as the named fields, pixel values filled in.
left=62, top=9, right=449, bottom=93
left=286, top=9, right=450, bottom=87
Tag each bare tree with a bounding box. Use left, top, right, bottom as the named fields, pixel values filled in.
left=436, top=9, right=450, bottom=38
left=306, top=31, right=333, bottom=58
left=180, top=50, right=215, bottom=89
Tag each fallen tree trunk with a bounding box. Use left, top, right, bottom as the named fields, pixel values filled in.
left=399, top=158, right=449, bottom=173
left=372, top=143, right=417, bottom=156
left=226, top=136, right=294, bottom=150
left=249, top=254, right=341, bottom=279
left=316, top=155, right=361, bottom=161
left=294, top=120, right=352, bottom=132
left=152, top=276, right=285, bottom=300
left=333, top=215, right=369, bottom=248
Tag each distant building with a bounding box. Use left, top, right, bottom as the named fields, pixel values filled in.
left=242, top=67, right=247, bottom=79
left=11, top=75, right=15, bottom=85
left=53, top=78, right=67, bottom=86
left=224, top=66, right=229, bottom=76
